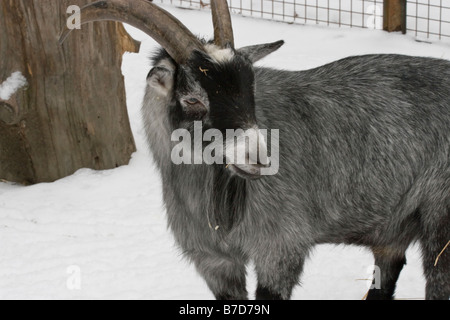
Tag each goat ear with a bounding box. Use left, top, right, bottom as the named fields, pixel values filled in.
left=147, top=65, right=175, bottom=96
left=238, top=40, right=285, bottom=63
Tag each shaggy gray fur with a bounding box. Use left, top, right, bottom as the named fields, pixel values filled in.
left=143, top=52, right=450, bottom=300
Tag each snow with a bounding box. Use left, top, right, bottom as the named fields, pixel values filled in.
left=175, top=0, right=385, bottom=29
left=0, top=72, right=27, bottom=101
left=160, top=0, right=450, bottom=43
left=1, top=4, right=450, bottom=300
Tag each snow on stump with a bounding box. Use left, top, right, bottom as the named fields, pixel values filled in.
left=0, top=72, right=28, bottom=125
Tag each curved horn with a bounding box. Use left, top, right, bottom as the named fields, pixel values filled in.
left=211, top=0, right=234, bottom=48
left=59, top=0, right=204, bottom=64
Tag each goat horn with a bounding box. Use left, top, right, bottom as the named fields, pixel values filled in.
left=211, top=0, right=234, bottom=48
left=59, top=0, right=204, bottom=64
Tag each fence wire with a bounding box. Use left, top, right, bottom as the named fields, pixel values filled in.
left=155, top=0, right=450, bottom=41
left=407, top=0, right=450, bottom=40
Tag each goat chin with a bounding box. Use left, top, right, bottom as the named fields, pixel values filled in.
left=228, top=163, right=267, bottom=180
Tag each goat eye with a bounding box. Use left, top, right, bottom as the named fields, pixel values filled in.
left=181, top=97, right=207, bottom=120
left=185, top=98, right=200, bottom=105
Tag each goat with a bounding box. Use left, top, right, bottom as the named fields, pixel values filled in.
left=62, top=0, right=450, bottom=300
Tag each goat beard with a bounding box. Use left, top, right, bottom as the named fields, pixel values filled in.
left=208, top=165, right=247, bottom=234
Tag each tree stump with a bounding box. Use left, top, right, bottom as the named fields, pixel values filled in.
left=0, top=0, right=140, bottom=184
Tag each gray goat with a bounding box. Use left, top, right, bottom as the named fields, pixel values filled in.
left=62, top=0, right=450, bottom=300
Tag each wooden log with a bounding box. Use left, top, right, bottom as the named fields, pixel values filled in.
left=0, top=0, right=140, bottom=184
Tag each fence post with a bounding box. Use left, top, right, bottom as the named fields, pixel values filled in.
left=383, top=0, right=406, bottom=34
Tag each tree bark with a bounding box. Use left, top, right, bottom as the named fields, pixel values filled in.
left=0, top=0, right=139, bottom=184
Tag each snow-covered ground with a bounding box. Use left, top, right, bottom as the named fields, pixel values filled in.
left=1, top=4, right=450, bottom=300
